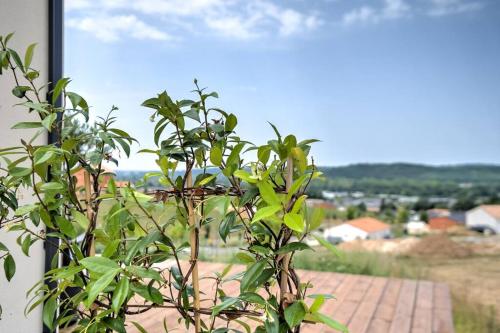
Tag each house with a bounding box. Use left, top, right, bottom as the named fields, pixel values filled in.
left=405, top=221, right=429, bottom=235
left=427, top=208, right=450, bottom=219
left=324, top=217, right=391, bottom=243
left=306, top=198, right=336, bottom=210
left=428, top=217, right=459, bottom=231
left=466, top=205, right=500, bottom=234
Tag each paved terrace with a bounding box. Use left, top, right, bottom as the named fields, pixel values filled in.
left=127, top=262, right=454, bottom=333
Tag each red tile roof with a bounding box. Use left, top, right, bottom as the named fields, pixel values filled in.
left=346, top=217, right=390, bottom=233
left=480, top=205, right=500, bottom=219
left=428, top=217, right=458, bottom=230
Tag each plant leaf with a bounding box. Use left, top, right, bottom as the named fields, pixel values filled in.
left=4, top=254, right=16, bottom=281
left=283, top=213, right=304, bottom=233
left=80, top=256, right=119, bottom=274
left=285, top=302, right=306, bottom=328
left=112, top=277, right=130, bottom=312
left=251, top=205, right=281, bottom=223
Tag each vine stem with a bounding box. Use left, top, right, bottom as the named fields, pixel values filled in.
left=187, top=170, right=201, bottom=332
left=84, top=169, right=95, bottom=256
left=280, top=157, right=293, bottom=305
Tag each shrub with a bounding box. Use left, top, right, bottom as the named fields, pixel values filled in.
left=0, top=33, right=345, bottom=333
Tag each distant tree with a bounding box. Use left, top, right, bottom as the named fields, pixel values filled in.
left=413, top=198, right=434, bottom=211
left=396, top=207, right=409, bottom=224
left=484, top=194, right=500, bottom=205
left=419, top=211, right=429, bottom=222
left=452, top=197, right=476, bottom=211
left=357, top=202, right=367, bottom=212
left=346, top=205, right=359, bottom=220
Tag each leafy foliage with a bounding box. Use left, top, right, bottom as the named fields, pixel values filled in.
left=0, top=33, right=346, bottom=333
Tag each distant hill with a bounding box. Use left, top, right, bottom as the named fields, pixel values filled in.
left=116, top=163, right=500, bottom=199
left=318, top=163, right=500, bottom=185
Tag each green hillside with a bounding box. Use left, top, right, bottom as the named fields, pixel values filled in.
left=319, top=163, right=500, bottom=184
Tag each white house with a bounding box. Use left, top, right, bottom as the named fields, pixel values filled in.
left=405, top=221, right=429, bottom=235
left=324, top=217, right=391, bottom=243
left=466, top=205, right=500, bottom=234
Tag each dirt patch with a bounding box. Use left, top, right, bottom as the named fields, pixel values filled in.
left=409, top=234, right=472, bottom=258
left=338, top=237, right=419, bottom=254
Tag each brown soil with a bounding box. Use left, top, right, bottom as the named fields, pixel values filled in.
left=409, top=234, right=472, bottom=258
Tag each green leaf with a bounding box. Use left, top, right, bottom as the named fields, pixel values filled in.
left=292, top=195, right=307, bottom=214
left=257, top=181, right=280, bottom=206
left=239, top=292, right=266, bottom=306
left=198, top=173, right=217, bottom=186
left=103, top=317, right=126, bottom=333
left=285, top=302, right=306, bottom=328
left=125, top=231, right=162, bottom=265
left=72, top=209, right=90, bottom=229
left=55, top=216, right=76, bottom=238
left=257, top=146, right=271, bottom=165
left=309, top=295, right=325, bottom=313
left=24, top=43, right=36, bottom=69
left=226, top=142, right=244, bottom=169
left=212, top=297, right=239, bottom=316
left=102, top=239, right=120, bottom=258
left=130, top=282, right=163, bottom=304
left=131, top=321, right=149, bottom=333
left=112, top=277, right=130, bottom=312
left=240, top=260, right=266, bottom=292
left=313, top=235, right=342, bottom=257
left=21, top=234, right=32, bottom=256
left=51, top=77, right=70, bottom=104
left=313, top=312, right=348, bottom=332
left=309, top=208, right=324, bottom=231
left=4, top=254, right=16, bottom=281
left=34, top=151, right=56, bottom=165
left=268, top=122, right=281, bottom=141
left=235, top=252, right=255, bottom=264
left=251, top=205, right=281, bottom=223
left=284, top=213, right=304, bottom=233
left=0, top=242, right=8, bottom=252
left=183, top=108, right=200, bottom=122
left=8, top=48, right=24, bottom=72
left=43, top=297, right=57, bottom=331
left=85, top=268, right=120, bottom=307
left=41, top=113, right=57, bottom=131
left=12, top=85, right=30, bottom=98
left=80, top=256, right=119, bottom=274
left=40, top=182, right=64, bottom=191
left=14, top=204, right=36, bottom=216
left=219, top=211, right=237, bottom=243
left=234, top=169, right=257, bottom=183
left=11, top=122, right=42, bottom=129
left=127, top=266, right=162, bottom=281
left=225, top=113, right=238, bottom=132
left=275, top=242, right=312, bottom=254
left=210, top=145, right=223, bottom=166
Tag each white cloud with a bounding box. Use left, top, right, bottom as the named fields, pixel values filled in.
left=65, top=0, right=321, bottom=41
left=427, top=0, right=483, bottom=17
left=342, top=0, right=410, bottom=26
left=66, top=15, right=171, bottom=42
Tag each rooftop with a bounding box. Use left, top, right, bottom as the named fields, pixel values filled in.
left=347, top=217, right=390, bottom=233
left=479, top=205, right=500, bottom=219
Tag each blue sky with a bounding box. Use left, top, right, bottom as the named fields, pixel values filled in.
left=64, top=0, right=500, bottom=170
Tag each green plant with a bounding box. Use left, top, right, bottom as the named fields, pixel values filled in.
left=0, top=33, right=346, bottom=333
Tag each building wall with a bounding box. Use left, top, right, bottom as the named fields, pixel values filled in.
left=466, top=208, right=500, bottom=233
left=324, top=224, right=368, bottom=242
left=367, top=228, right=391, bottom=240
left=0, top=1, right=49, bottom=332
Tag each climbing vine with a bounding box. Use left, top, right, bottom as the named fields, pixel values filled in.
left=0, top=33, right=346, bottom=333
